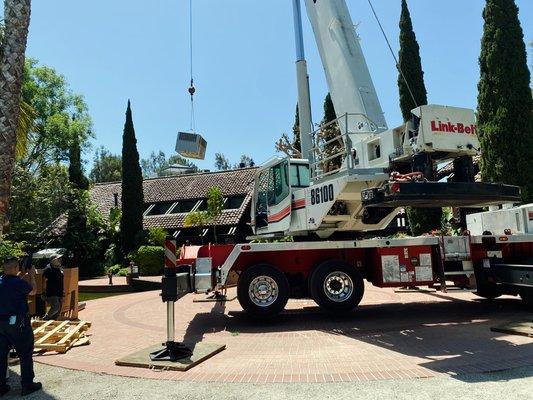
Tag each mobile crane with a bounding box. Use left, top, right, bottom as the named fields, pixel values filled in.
left=171, top=0, right=531, bottom=318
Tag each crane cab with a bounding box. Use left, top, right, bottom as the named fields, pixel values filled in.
left=175, top=131, right=207, bottom=160
left=251, top=158, right=310, bottom=236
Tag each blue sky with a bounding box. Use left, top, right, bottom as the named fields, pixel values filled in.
left=13, top=0, right=533, bottom=170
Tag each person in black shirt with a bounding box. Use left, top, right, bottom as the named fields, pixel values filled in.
left=42, top=255, right=65, bottom=321
left=0, top=257, right=42, bottom=396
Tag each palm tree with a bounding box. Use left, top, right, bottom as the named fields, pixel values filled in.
left=0, top=0, right=32, bottom=235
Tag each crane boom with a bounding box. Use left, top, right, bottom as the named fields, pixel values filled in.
left=304, top=0, right=387, bottom=136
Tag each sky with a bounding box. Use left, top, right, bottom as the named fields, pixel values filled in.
left=8, top=0, right=533, bottom=171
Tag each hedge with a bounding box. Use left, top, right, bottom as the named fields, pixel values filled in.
left=134, top=246, right=164, bottom=276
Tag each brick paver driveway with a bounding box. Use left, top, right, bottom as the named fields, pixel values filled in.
left=34, top=284, right=533, bottom=383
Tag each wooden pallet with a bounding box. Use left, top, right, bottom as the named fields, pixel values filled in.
left=32, top=320, right=91, bottom=353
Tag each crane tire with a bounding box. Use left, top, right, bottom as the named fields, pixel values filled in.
left=309, top=259, right=364, bottom=313
left=237, top=264, right=289, bottom=319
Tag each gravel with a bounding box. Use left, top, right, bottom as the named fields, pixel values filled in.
left=4, top=363, right=533, bottom=400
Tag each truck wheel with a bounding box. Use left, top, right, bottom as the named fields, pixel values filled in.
left=309, top=260, right=364, bottom=313
left=237, top=264, right=289, bottom=318
left=474, top=266, right=501, bottom=300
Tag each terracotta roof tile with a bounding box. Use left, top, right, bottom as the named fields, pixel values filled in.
left=90, top=168, right=257, bottom=231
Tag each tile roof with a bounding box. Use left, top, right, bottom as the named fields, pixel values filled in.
left=90, top=167, right=257, bottom=230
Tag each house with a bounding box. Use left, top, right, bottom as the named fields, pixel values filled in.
left=90, top=167, right=257, bottom=244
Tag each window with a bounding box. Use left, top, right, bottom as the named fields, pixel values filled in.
left=268, top=160, right=290, bottom=206
left=290, top=164, right=310, bottom=188
left=173, top=200, right=199, bottom=213
left=225, top=196, right=245, bottom=209
left=196, top=199, right=208, bottom=211
left=145, top=202, right=175, bottom=216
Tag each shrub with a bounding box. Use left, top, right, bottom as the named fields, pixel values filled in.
left=147, top=227, right=168, bottom=246
left=134, top=246, right=164, bottom=276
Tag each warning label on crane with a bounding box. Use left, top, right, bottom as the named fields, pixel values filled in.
left=381, top=255, right=400, bottom=283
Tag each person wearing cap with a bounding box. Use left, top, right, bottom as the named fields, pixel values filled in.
left=0, top=257, right=42, bottom=396
left=42, top=255, right=64, bottom=321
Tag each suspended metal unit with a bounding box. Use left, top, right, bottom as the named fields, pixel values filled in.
left=175, top=131, right=207, bottom=160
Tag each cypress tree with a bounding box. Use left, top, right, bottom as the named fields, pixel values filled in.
left=120, top=100, right=144, bottom=253
left=477, top=0, right=533, bottom=202
left=293, top=104, right=301, bottom=154
left=64, top=136, right=100, bottom=275
left=397, top=0, right=427, bottom=121
left=397, top=0, right=441, bottom=235
left=321, top=93, right=342, bottom=171
left=323, top=93, right=337, bottom=124
left=68, top=139, right=89, bottom=190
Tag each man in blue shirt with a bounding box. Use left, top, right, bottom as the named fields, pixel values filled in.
left=0, top=257, right=42, bottom=397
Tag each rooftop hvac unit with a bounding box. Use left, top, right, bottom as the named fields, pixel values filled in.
left=175, top=131, right=207, bottom=160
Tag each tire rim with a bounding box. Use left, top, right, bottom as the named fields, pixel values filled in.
left=249, top=275, right=279, bottom=307
left=323, top=271, right=353, bottom=302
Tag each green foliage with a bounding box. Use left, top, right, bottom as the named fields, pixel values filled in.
left=0, top=238, right=26, bottom=263
left=141, top=150, right=197, bottom=178
left=147, top=227, right=168, bottom=246
left=397, top=0, right=427, bottom=122
left=207, top=187, right=224, bottom=220
left=184, top=211, right=208, bottom=228
left=90, top=146, right=122, bottom=183
left=234, top=154, right=255, bottom=169
left=120, top=101, right=145, bottom=254
left=214, top=153, right=230, bottom=171
left=207, top=187, right=224, bottom=243
left=10, top=163, right=72, bottom=242
left=477, top=0, right=533, bottom=202
left=275, top=105, right=302, bottom=158
left=9, top=59, right=93, bottom=243
left=406, top=207, right=443, bottom=236
left=319, top=94, right=342, bottom=172
left=19, top=59, right=93, bottom=173
left=293, top=104, right=301, bottom=153
left=62, top=190, right=105, bottom=277
left=397, top=1, right=442, bottom=234
left=134, top=246, right=164, bottom=276
left=68, top=138, right=89, bottom=190
left=184, top=187, right=225, bottom=243
left=105, top=264, right=129, bottom=277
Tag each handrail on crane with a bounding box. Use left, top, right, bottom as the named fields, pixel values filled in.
left=309, top=112, right=384, bottom=181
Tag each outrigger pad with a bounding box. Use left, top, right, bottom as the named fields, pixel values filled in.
left=361, top=182, right=521, bottom=208
left=115, top=342, right=225, bottom=372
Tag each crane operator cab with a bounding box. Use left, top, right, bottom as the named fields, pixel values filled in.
left=252, top=158, right=310, bottom=236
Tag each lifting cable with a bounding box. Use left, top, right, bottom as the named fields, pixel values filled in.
left=188, top=0, right=196, bottom=132
left=366, top=0, right=418, bottom=109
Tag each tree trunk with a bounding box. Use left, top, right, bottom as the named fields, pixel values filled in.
left=0, top=0, right=32, bottom=236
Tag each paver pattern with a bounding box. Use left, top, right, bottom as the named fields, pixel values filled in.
left=35, top=284, right=533, bottom=383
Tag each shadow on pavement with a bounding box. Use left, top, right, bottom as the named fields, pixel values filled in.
left=182, top=296, right=533, bottom=382
left=3, top=371, right=55, bottom=399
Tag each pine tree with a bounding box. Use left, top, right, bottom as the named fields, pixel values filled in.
left=120, top=100, right=144, bottom=253
left=397, top=0, right=442, bottom=235
left=477, top=0, right=533, bottom=202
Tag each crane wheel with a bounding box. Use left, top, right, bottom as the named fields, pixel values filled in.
left=308, top=260, right=364, bottom=313
left=237, top=264, right=289, bottom=318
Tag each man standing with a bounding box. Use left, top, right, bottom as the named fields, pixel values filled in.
left=42, top=255, right=64, bottom=321
left=0, top=257, right=42, bottom=396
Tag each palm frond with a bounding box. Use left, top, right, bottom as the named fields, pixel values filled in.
left=15, top=100, right=35, bottom=159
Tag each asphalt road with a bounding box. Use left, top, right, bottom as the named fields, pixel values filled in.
left=4, top=363, right=533, bottom=400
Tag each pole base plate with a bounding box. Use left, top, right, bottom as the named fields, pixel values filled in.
left=149, top=341, right=193, bottom=362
